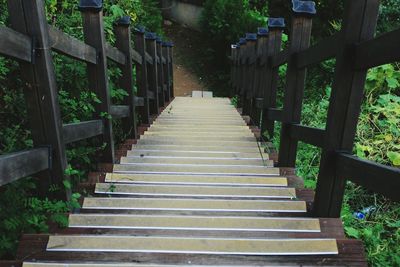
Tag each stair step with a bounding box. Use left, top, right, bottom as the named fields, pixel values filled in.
left=105, top=173, right=288, bottom=187
left=141, top=134, right=257, bottom=141
left=23, top=263, right=229, bottom=267
left=127, top=150, right=268, bottom=159
left=132, top=144, right=263, bottom=153
left=113, top=164, right=279, bottom=176
left=152, top=121, right=247, bottom=126
left=46, top=235, right=338, bottom=255
left=69, top=214, right=319, bottom=232
left=120, top=156, right=271, bottom=166
left=148, top=125, right=252, bottom=131
left=82, top=198, right=306, bottom=213
left=136, top=139, right=260, bottom=147
left=94, top=183, right=296, bottom=198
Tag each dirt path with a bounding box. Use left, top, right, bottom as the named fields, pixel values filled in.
left=164, top=21, right=206, bottom=97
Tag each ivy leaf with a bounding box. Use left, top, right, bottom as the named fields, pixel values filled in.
left=386, top=77, right=399, bottom=89
left=387, top=151, right=400, bottom=166
left=345, top=227, right=360, bottom=238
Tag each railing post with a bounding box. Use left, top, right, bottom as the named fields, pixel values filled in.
left=156, top=36, right=165, bottom=107
left=278, top=1, right=316, bottom=167
left=242, top=34, right=257, bottom=116
left=260, top=18, right=285, bottom=138
left=230, top=44, right=237, bottom=98
left=79, top=0, right=114, bottom=163
left=114, top=16, right=138, bottom=139
left=313, top=0, right=380, bottom=217
left=251, top=28, right=269, bottom=126
left=168, top=43, right=175, bottom=98
left=145, top=32, right=159, bottom=115
left=162, top=42, right=171, bottom=102
left=133, top=26, right=150, bottom=125
left=237, top=38, right=247, bottom=109
left=7, top=0, right=69, bottom=199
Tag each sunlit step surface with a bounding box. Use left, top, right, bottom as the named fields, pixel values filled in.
left=120, top=156, right=271, bottom=166
left=105, top=173, right=288, bottom=187
left=132, top=145, right=263, bottom=153
left=140, top=134, right=257, bottom=142
left=69, top=214, right=320, bottom=232
left=46, top=236, right=338, bottom=255
left=82, top=198, right=306, bottom=212
left=127, top=150, right=268, bottom=159
left=136, top=139, right=260, bottom=147
left=113, top=164, right=280, bottom=176
left=94, top=183, right=296, bottom=198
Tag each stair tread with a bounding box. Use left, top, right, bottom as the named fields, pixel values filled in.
left=127, top=150, right=268, bottom=159
left=82, top=197, right=306, bottom=212
left=105, top=173, right=288, bottom=186
left=94, top=183, right=296, bottom=198
left=68, top=214, right=320, bottom=232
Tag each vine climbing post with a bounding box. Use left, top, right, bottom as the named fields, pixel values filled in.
left=80, top=0, right=115, bottom=163
left=7, top=0, right=69, bottom=200
left=313, top=0, right=380, bottom=217
left=260, top=18, right=285, bottom=138
left=134, top=26, right=150, bottom=125
left=114, top=16, right=138, bottom=139
left=278, top=1, right=316, bottom=167
left=145, top=32, right=160, bottom=115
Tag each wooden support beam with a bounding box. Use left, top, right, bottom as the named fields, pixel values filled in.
left=48, top=25, right=97, bottom=64
left=289, top=124, right=325, bottom=147
left=63, top=120, right=103, bottom=144
left=314, top=0, right=380, bottom=217
left=168, top=44, right=175, bottom=98
left=260, top=19, right=285, bottom=137
left=0, top=148, right=50, bottom=187
left=7, top=0, right=69, bottom=199
left=0, top=25, right=32, bottom=62
left=162, top=43, right=171, bottom=102
left=80, top=1, right=115, bottom=163
left=145, top=32, right=159, bottom=115
left=110, top=105, right=130, bottom=119
left=336, top=153, right=400, bottom=201
left=271, top=49, right=288, bottom=67
left=267, top=108, right=283, bottom=122
left=134, top=26, right=150, bottom=124
left=278, top=4, right=315, bottom=168
left=114, top=16, right=138, bottom=139
left=130, top=48, right=142, bottom=65
left=105, top=42, right=126, bottom=65
left=156, top=38, right=165, bottom=107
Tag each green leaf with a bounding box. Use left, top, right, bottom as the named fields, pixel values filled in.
left=345, top=227, right=360, bottom=238
left=387, top=151, right=400, bottom=166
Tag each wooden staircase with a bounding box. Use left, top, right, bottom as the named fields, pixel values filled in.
left=12, top=96, right=367, bottom=266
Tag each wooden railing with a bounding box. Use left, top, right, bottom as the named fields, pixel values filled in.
left=0, top=0, right=174, bottom=200
left=231, top=0, right=400, bottom=217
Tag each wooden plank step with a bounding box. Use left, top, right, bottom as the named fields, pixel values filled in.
left=132, top=145, right=263, bottom=153
left=152, top=121, right=247, bottom=126
left=46, top=235, right=338, bottom=255
left=113, top=164, right=279, bottom=176
left=94, top=184, right=296, bottom=198
left=155, top=116, right=245, bottom=121
left=126, top=150, right=268, bottom=160
left=144, top=130, right=255, bottom=137
left=147, top=125, right=254, bottom=132
left=105, top=173, right=288, bottom=187
left=24, top=263, right=231, bottom=267
left=140, top=134, right=257, bottom=142
left=68, top=214, right=320, bottom=232
left=135, top=139, right=260, bottom=148
left=82, top=198, right=306, bottom=213
left=120, top=156, right=271, bottom=166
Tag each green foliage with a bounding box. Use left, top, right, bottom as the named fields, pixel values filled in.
left=0, top=0, right=162, bottom=259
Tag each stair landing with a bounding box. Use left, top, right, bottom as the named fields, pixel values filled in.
left=17, top=97, right=366, bottom=266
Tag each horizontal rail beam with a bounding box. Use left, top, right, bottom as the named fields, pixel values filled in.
left=105, top=43, right=126, bottom=65
left=267, top=108, right=283, bottom=122
left=0, top=148, right=50, bottom=186
left=296, top=33, right=339, bottom=68
left=147, top=90, right=155, bottom=100
left=0, top=25, right=32, bottom=62
left=131, top=48, right=142, bottom=65
left=271, top=49, right=288, bottom=67
left=289, top=124, right=325, bottom=147
left=110, top=105, right=130, bottom=119
left=337, top=153, right=400, bottom=200
left=48, top=25, right=97, bottom=64
left=354, top=28, right=400, bottom=69
left=134, top=96, right=144, bottom=107
left=63, top=120, right=103, bottom=144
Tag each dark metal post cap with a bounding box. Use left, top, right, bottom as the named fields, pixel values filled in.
left=156, top=36, right=163, bottom=44
left=145, top=32, right=157, bottom=40
left=239, top=38, right=247, bottom=45
left=78, top=0, right=103, bottom=11
left=268, top=18, right=285, bottom=28
left=245, top=33, right=257, bottom=41
left=115, top=16, right=131, bottom=26
left=134, top=25, right=146, bottom=34
left=292, top=0, right=317, bottom=15
left=257, top=27, right=269, bottom=36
